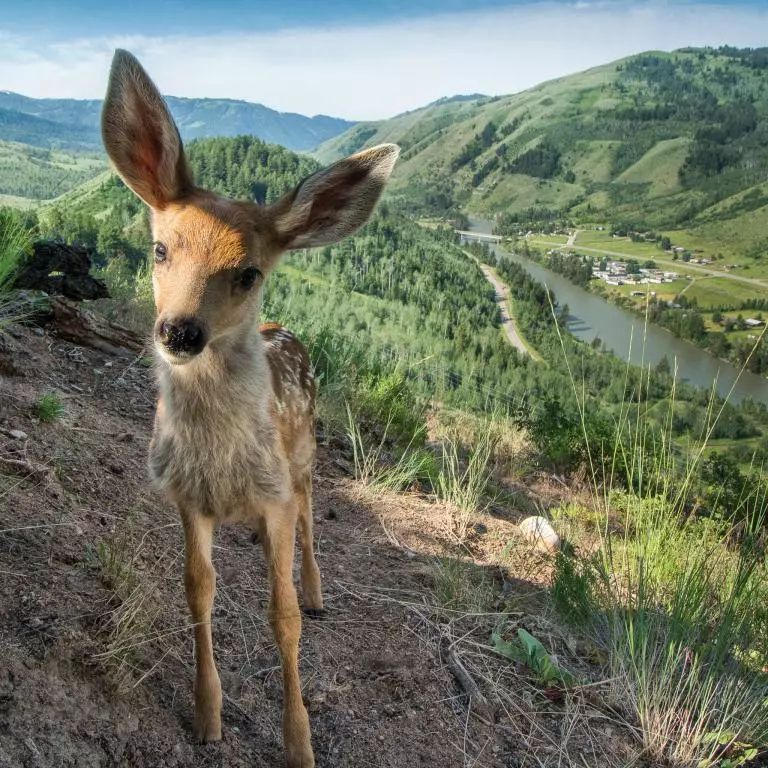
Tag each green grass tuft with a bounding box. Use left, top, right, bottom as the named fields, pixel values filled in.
left=35, top=392, right=64, bottom=423
left=548, top=307, right=768, bottom=766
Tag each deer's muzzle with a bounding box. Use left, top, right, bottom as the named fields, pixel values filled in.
left=156, top=317, right=208, bottom=358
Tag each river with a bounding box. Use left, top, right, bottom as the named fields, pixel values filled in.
left=464, top=217, right=768, bottom=404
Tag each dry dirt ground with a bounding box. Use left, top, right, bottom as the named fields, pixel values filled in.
left=0, top=322, right=640, bottom=768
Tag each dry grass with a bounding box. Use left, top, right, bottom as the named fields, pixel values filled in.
left=431, top=408, right=531, bottom=481
left=90, top=513, right=183, bottom=690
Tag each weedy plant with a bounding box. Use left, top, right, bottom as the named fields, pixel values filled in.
left=90, top=517, right=173, bottom=689
left=492, top=624, right=575, bottom=687
left=436, top=425, right=497, bottom=541
left=0, top=210, right=32, bottom=327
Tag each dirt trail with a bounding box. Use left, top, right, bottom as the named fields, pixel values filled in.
left=479, top=264, right=530, bottom=357
left=465, top=251, right=531, bottom=358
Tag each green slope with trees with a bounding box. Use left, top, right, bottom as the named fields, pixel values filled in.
left=314, top=46, right=768, bottom=264
left=4, top=133, right=765, bottom=475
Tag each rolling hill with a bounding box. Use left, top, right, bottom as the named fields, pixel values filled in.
left=0, top=91, right=355, bottom=152
left=0, top=140, right=105, bottom=202
left=314, top=46, right=768, bottom=260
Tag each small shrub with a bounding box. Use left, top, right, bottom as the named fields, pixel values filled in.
left=35, top=392, right=64, bottom=422
left=355, top=370, right=426, bottom=447
left=346, top=404, right=433, bottom=492
left=96, top=254, right=154, bottom=329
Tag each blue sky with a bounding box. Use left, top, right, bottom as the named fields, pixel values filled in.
left=4, top=0, right=528, bottom=36
left=0, top=1, right=766, bottom=119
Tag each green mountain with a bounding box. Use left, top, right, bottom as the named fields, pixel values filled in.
left=0, top=91, right=355, bottom=152
left=314, top=47, right=768, bottom=257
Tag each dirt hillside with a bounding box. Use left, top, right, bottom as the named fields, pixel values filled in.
left=0, top=321, right=636, bottom=768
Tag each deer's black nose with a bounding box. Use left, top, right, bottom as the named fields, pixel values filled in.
left=157, top=318, right=207, bottom=356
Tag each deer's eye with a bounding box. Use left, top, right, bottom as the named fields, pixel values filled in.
left=239, top=266, right=262, bottom=290
left=154, top=242, right=167, bottom=263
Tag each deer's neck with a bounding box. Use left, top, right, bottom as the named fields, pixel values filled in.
left=150, top=324, right=289, bottom=513
left=157, top=324, right=273, bottom=426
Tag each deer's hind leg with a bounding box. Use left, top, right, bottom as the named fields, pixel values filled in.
left=294, top=470, right=323, bottom=616
left=261, top=501, right=315, bottom=768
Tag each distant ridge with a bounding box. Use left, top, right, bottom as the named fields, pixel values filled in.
left=0, top=91, right=355, bottom=152
left=427, top=93, right=488, bottom=107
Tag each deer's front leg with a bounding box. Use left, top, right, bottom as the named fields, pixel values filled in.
left=181, top=509, right=222, bottom=743
left=262, top=501, right=315, bottom=768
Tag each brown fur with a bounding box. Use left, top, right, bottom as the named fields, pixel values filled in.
left=100, top=50, right=398, bottom=768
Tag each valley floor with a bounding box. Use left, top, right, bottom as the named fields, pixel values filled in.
left=0, top=322, right=641, bottom=768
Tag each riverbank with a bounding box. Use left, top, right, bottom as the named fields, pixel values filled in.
left=520, top=239, right=768, bottom=384
left=462, top=218, right=768, bottom=404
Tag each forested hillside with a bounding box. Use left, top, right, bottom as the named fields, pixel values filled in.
left=315, top=46, right=768, bottom=260
left=0, top=140, right=104, bottom=201
left=0, top=91, right=354, bottom=152
left=9, top=133, right=766, bottom=477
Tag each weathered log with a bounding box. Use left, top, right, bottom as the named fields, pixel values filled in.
left=48, top=296, right=145, bottom=356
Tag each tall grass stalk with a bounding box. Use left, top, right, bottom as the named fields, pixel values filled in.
left=0, top=212, right=32, bottom=326
left=436, top=426, right=497, bottom=540
left=549, top=300, right=768, bottom=766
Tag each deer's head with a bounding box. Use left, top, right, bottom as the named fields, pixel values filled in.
left=101, top=50, right=398, bottom=365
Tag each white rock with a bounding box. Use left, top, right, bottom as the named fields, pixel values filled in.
left=9, top=429, right=28, bottom=440
left=518, top=516, right=561, bottom=552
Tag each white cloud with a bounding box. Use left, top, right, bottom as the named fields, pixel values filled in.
left=0, top=2, right=766, bottom=119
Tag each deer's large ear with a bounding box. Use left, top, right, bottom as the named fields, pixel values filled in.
left=270, top=144, right=399, bottom=250
left=101, top=49, right=192, bottom=209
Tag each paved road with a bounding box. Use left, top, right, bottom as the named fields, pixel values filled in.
left=477, top=261, right=530, bottom=356
left=530, top=239, right=768, bottom=290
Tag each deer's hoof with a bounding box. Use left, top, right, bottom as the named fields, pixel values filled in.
left=302, top=607, right=326, bottom=620
left=195, top=714, right=222, bottom=744
left=286, top=744, right=315, bottom=768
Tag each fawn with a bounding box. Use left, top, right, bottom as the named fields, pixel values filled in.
left=101, top=49, right=398, bottom=767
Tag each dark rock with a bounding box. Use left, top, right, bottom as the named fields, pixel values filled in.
left=14, top=241, right=109, bottom=301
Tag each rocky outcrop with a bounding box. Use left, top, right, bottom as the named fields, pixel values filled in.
left=14, top=241, right=109, bottom=301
